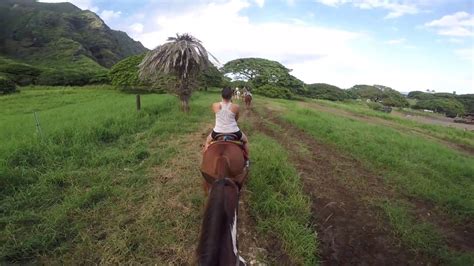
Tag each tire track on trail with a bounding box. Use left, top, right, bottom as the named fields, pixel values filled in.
left=246, top=106, right=435, bottom=265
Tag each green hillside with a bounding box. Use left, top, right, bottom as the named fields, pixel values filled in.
left=0, top=0, right=147, bottom=84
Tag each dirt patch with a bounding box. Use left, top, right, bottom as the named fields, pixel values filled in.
left=392, top=110, right=474, bottom=131
left=299, top=101, right=474, bottom=156
left=238, top=190, right=271, bottom=265
left=247, top=105, right=470, bottom=264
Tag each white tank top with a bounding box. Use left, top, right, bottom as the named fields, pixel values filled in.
left=213, top=102, right=240, bottom=133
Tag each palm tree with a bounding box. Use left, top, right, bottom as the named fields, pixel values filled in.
left=139, top=33, right=217, bottom=112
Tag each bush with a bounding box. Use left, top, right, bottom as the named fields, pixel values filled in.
left=414, top=98, right=465, bottom=117
left=253, top=84, right=293, bottom=99
left=37, top=68, right=108, bottom=86
left=367, top=101, right=384, bottom=112
left=304, top=83, right=350, bottom=101
left=0, top=75, right=17, bottom=94
left=455, top=94, right=474, bottom=114
left=109, top=54, right=146, bottom=88
left=407, top=91, right=435, bottom=100
left=0, top=61, right=43, bottom=86
left=350, top=84, right=409, bottom=107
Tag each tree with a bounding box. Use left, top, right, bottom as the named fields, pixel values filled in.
left=304, top=83, right=351, bottom=101
left=222, top=57, right=304, bottom=94
left=199, top=65, right=224, bottom=91
left=349, top=84, right=409, bottom=107
left=0, top=75, right=16, bottom=94
left=138, top=33, right=216, bottom=112
left=109, top=54, right=146, bottom=88
left=414, top=98, right=465, bottom=117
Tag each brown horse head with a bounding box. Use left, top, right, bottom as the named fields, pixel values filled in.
left=197, top=142, right=248, bottom=265
left=196, top=178, right=246, bottom=266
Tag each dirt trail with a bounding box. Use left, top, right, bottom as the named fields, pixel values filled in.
left=299, top=101, right=474, bottom=156
left=244, top=103, right=474, bottom=265
left=146, top=123, right=266, bottom=264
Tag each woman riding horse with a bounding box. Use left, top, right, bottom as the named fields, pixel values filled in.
left=198, top=87, right=250, bottom=265
left=203, top=87, right=249, bottom=166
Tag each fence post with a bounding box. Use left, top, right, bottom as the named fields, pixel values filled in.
left=33, top=111, right=44, bottom=141
left=136, top=94, right=141, bottom=111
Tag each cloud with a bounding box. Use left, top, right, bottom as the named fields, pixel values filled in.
left=315, top=0, right=419, bottom=18
left=129, top=23, right=144, bottom=34
left=447, top=38, right=463, bottom=44
left=386, top=38, right=406, bottom=45
left=38, top=0, right=98, bottom=12
left=454, top=48, right=473, bottom=62
left=425, top=11, right=474, bottom=37
left=135, top=0, right=359, bottom=67
left=100, top=10, right=122, bottom=22
left=254, top=0, right=265, bottom=8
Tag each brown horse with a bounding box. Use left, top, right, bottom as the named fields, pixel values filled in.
left=244, top=95, right=252, bottom=108
left=197, top=140, right=248, bottom=265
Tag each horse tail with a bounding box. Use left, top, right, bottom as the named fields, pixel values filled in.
left=197, top=178, right=238, bottom=265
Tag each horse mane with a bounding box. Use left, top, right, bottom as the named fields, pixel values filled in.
left=215, top=156, right=230, bottom=179
left=197, top=178, right=238, bottom=266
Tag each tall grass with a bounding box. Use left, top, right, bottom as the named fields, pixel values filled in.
left=378, top=200, right=474, bottom=264
left=308, top=99, right=474, bottom=149
left=0, top=87, right=215, bottom=262
left=279, top=103, right=474, bottom=219
left=247, top=134, right=317, bottom=265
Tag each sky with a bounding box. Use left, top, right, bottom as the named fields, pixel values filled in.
left=39, top=0, right=474, bottom=94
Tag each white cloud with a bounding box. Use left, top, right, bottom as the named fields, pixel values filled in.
left=38, top=0, right=98, bottom=12
left=448, top=38, right=463, bottom=44
left=254, top=0, right=265, bottom=8
left=135, top=0, right=359, bottom=68
left=129, top=23, right=144, bottom=34
left=100, top=10, right=122, bottom=23
left=454, top=48, right=474, bottom=62
left=425, top=12, right=474, bottom=37
left=386, top=38, right=406, bottom=45
left=315, top=0, right=419, bottom=19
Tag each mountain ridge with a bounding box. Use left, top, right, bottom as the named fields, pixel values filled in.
left=0, top=0, right=148, bottom=69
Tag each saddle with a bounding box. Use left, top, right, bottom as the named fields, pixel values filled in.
left=211, top=133, right=242, bottom=145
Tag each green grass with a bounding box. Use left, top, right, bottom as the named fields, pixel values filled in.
left=378, top=200, right=474, bottom=264
left=246, top=134, right=317, bottom=265
left=0, top=87, right=216, bottom=262
left=278, top=102, right=474, bottom=218
left=307, top=99, right=474, bottom=149
left=1, top=87, right=317, bottom=264
left=266, top=99, right=474, bottom=262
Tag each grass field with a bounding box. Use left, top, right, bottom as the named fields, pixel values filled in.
left=0, top=86, right=316, bottom=264
left=1, top=87, right=472, bottom=264
left=259, top=98, right=473, bottom=263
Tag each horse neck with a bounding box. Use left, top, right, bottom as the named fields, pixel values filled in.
left=197, top=179, right=240, bottom=266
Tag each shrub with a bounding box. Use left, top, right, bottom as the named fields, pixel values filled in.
left=304, top=83, right=350, bottom=101
left=0, top=61, right=43, bottom=86
left=350, top=84, right=409, bottom=107
left=414, top=98, right=465, bottom=117
left=407, top=91, right=435, bottom=100
left=37, top=68, right=108, bottom=86
left=0, top=75, right=17, bottom=94
left=367, top=101, right=385, bottom=112
left=455, top=94, right=474, bottom=114
left=253, top=84, right=293, bottom=99
left=109, top=54, right=146, bottom=88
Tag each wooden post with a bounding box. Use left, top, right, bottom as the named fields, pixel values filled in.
left=136, top=94, right=141, bottom=111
